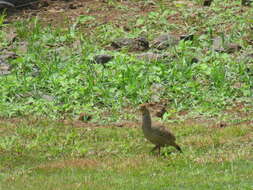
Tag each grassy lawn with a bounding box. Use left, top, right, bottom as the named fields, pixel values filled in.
left=0, top=0, right=253, bottom=189
left=0, top=119, right=252, bottom=189
left=0, top=0, right=252, bottom=121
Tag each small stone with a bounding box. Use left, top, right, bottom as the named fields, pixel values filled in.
left=212, top=37, right=241, bottom=54
left=225, top=43, right=242, bottom=54
left=93, top=54, right=114, bottom=65
left=111, top=37, right=149, bottom=51
left=152, top=34, right=179, bottom=50
left=136, top=52, right=173, bottom=62
left=111, top=38, right=133, bottom=49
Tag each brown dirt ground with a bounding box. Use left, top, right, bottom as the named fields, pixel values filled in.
left=5, top=0, right=156, bottom=27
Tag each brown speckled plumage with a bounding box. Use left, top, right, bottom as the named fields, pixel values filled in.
left=140, top=104, right=182, bottom=154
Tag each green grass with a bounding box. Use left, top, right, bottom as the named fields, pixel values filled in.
left=0, top=0, right=252, bottom=122
left=0, top=119, right=252, bottom=189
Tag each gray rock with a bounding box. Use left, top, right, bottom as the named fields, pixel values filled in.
left=225, top=43, right=242, bottom=53
left=93, top=54, right=114, bottom=65
left=111, top=37, right=149, bottom=51
left=212, top=37, right=241, bottom=53
left=111, top=38, right=133, bottom=49
left=136, top=52, right=173, bottom=62
left=152, top=34, right=179, bottom=50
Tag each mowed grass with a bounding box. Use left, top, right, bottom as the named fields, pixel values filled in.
left=0, top=0, right=253, bottom=189
left=0, top=0, right=252, bottom=121
left=0, top=119, right=252, bottom=189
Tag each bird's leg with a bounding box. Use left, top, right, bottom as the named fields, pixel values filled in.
left=151, top=145, right=159, bottom=152
left=151, top=145, right=161, bottom=155
left=158, top=146, right=161, bottom=155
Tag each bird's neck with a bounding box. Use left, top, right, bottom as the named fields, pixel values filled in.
left=142, top=110, right=152, bottom=129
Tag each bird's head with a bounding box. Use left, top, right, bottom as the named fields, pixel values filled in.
left=139, top=104, right=149, bottom=114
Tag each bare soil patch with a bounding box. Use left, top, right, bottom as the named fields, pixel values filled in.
left=5, top=0, right=155, bottom=27
left=37, top=158, right=99, bottom=169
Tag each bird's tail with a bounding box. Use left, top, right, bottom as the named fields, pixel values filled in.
left=172, top=142, right=182, bottom=153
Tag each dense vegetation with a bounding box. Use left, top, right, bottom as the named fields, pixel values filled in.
left=0, top=0, right=252, bottom=123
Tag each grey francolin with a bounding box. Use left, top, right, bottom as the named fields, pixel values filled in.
left=140, top=104, right=182, bottom=154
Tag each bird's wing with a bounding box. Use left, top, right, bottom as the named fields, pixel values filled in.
left=152, top=123, right=176, bottom=141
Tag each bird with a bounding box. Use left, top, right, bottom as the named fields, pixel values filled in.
left=93, top=54, right=114, bottom=68
left=139, top=104, right=182, bottom=155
